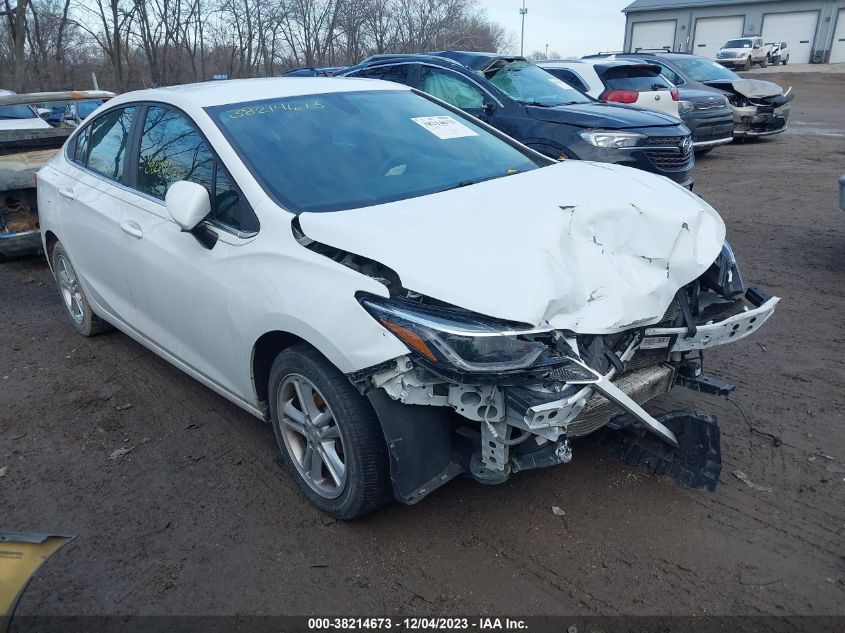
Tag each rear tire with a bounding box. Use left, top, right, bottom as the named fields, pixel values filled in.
left=782, top=58, right=788, bottom=66
left=50, top=241, right=113, bottom=336
left=761, top=56, right=768, bottom=68
left=268, top=344, right=392, bottom=519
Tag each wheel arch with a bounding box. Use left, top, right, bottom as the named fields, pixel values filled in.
left=44, top=230, right=59, bottom=269
left=251, top=330, right=308, bottom=415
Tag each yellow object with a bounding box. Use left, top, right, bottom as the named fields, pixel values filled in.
left=0, top=532, right=75, bottom=619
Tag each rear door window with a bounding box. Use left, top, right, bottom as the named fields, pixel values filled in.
left=81, top=106, right=136, bottom=183
left=419, top=67, right=485, bottom=110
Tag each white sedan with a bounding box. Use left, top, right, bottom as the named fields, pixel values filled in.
left=37, top=78, right=778, bottom=518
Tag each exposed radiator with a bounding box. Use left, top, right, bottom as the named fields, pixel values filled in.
left=567, top=364, right=675, bottom=438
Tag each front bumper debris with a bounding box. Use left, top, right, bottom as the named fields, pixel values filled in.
left=644, top=296, right=779, bottom=352
left=732, top=104, right=791, bottom=137
left=365, top=283, right=780, bottom=505
left=593, top=411, right=722, bottom=491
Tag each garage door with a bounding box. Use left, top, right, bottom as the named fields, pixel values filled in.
left=693, top=16, right=744, bottom=58
left=827, top=9, right=845, bottom=63
left=631, top=20, right=676, bottom=52
left=762, top=11, right=818, bottom=64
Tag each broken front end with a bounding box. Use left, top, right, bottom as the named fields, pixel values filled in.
left=351, top=243, right=778, bottom=504
left=708, top=80, right=794, bottom=138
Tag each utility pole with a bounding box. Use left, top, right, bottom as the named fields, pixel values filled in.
left=519, top=0, right=528, bottom=56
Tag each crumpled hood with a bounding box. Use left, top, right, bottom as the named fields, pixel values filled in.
left=525, top=102, right=681, bottom=130
left=299, top=162, right=725, bottom=334
left=703, top=78, right=784, bottom=99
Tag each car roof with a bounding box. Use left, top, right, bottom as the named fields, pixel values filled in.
left=104, top=77, right=408, bottom=111
left=426, top=50, right=524, bottom=70
left=545, top=58, right=652, bottom=69
left=538, top=60, right=587, bottom=66
left=350, top=51, right=529, bottom=74
left=346, top=53, right=469, bottom=74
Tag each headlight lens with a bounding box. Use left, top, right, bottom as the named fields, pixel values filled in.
left=360, top=296, right=544, bottom=372
left=701, top=240, right=745, bottom=299
left=359, top=296, right=593, bottom=376
left=578, top=130, right=645, bottom=149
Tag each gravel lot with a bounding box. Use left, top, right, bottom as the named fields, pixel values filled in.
left=1, top=70, right=844, bottom=618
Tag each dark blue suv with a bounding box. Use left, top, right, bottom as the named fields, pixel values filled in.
left=340, top=52, right=694, bottom=188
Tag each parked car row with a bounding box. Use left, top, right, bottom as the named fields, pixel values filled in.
left=585, top=51, right=794, bottom=139
left=283, top=49, right=793, bottom=171
left=338, top=52, right=696, bottom=187
left=27, top=70, right=779, bottom=518
left=538, top=59, right=734, bottom=152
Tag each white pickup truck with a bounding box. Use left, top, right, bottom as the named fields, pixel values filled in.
left=716, top=37, right=772, bottom=70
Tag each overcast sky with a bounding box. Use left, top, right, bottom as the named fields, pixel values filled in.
left=482, top=0, right=632, bottom=57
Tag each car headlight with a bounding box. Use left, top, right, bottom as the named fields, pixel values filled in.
left=679, top=101, right=695, bottom=114
left=358, top=295, right=596, bottom=379
left=701, top=240, right=745, bottom=299
left=578, top=130, right=645, bottom=149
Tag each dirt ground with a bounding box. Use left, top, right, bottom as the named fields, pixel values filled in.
left=1, top=70, right=844, bottom=618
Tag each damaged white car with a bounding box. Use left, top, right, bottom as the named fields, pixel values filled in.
left=37, top=78, right=780, bottom=519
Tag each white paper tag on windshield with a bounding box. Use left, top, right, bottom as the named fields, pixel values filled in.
left=411, top=116, right=478, bottom=139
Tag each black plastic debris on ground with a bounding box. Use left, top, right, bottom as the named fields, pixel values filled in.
left=592, top=410, right=722, bottom=491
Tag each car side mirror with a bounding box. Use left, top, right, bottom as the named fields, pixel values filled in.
left=166, top=181, right=210, bottom=230
left=753, top=44, right=760, bottom=49
left=165, top=181, right=218, bottom=249
left=483, top=102, right=496, bottom=117
left=37, top=107, right=51, bottom=119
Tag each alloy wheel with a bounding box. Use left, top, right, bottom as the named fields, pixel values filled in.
left=277, top=373, right=347, bottom=499
left=56, top=253, right=85, bottom=325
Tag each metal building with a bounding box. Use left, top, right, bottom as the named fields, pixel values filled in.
left=622, top=0, right=845, bottom=63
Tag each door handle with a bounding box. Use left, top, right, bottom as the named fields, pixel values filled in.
left=120, top=221, right=143, bottom=239
left=58, top=187, right=75, bottom=200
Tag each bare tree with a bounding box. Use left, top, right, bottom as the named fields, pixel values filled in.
left=0, top=0, right=512, bottom=90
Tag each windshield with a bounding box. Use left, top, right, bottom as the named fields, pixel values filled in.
left=724, top=39, right=752, bottom=49
left=0, top=104, right=38, bottom=120
left=673, top=57, right=740, bottom=82
left=486, top=61, right=591, bottom=106
left=207, top=90, right=541, bottom=213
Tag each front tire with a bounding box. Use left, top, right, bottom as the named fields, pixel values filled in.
left=50, top=241, right=112, bottom=336
left=268, top=344, right=392, bottom=519
left=744, top=57, right=752, bottom=70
